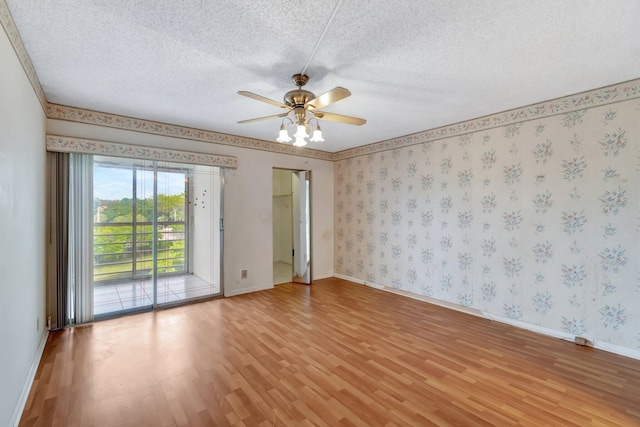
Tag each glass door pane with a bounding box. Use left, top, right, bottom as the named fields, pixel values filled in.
left=93, top=157, right=153, bottom=316
left=156, top=163, right=222, bottom=304
left=154, top=165, right=188, bottom=304
left=133, top=162, right=155, bottom=309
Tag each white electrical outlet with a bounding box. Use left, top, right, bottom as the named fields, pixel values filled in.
left=36, top=317, right=40, bottom=332
left=241, top=270, right=248, bottom=279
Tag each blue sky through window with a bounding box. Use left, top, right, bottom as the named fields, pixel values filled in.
left=94, top=165, right=185, bottom=201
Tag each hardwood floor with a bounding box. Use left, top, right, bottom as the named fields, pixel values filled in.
left=20, top=278, right=640, bottom=426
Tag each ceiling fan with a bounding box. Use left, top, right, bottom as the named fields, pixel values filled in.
left=237, top=73, right=366, bottom=146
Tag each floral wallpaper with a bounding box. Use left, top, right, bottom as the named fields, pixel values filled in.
left=335, top=97, right=640, bottom=351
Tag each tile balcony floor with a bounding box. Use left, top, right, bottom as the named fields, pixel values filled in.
left=273, top=261, right=293, bottom=285
left=94, top=274, right=220, bottom=316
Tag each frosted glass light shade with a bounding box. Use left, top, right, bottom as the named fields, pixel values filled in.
left=293, top=136, right=308, bottom=147
left=276, top=128, right=291, bottom=143
left=309, top=129, right=324, bottom=142
left=293, top=124, right=308, bottom=139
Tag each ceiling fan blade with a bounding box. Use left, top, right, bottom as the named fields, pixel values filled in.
left=306, top=87, right=351, bottom=110
left=313, top=111, right=366, bottom=126
left=237, top=91, right=289, bottom=109
left=237, top=112, right=289, bottom=124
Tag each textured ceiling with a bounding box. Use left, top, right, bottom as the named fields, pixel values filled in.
left=6, top=0, right=640, bottom=153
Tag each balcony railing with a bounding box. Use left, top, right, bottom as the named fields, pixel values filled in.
left=93, top=221, right=186, bottom=283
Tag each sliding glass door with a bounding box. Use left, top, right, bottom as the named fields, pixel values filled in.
left=91, top=156, right=222, bottom=317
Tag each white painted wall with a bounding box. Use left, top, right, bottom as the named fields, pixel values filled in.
left=46, top=120, right=335, bottom=296
left=0, top=28, right=47, bottom=426
left=191, top=165, right=220, bottom=285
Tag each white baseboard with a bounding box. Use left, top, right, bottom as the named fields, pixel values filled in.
left=224, top=283, right=274, bottom=297
left=336, top=273, right=481, bottom=315
left=334, top=273, right=640, bottom=361
left=333, top=273, right=376, bottom=287
left=333, top=273, right=362, bottom=283
left=482, top=312, right=574, bottom=340
left=312, top=272, right=335, bottom=281
left=11, top=329, right=49, bottom=427
left=595, top=340, right=640, bottom=360
left=482, top=312, right=640, bottom=360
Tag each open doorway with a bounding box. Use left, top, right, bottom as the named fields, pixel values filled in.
left=272, top=168, right=311, bottom=285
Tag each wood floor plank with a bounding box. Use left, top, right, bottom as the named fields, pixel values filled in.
left=19, top=278, right=640, bottom=426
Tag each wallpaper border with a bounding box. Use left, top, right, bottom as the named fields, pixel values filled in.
left=46, top=134, right=238, bottom=169
left=0, top=0, right=47, bottom=111
left=332, top=78, right=640, bottom=160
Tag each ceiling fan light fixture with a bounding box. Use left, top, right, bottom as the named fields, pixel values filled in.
left=276, top=122, right=292, bottom=143
left=293, top=124, right=308, bottom=140
left=293, top=135, right=308, bottom=147
left=309, top=122, right=324, bottom=142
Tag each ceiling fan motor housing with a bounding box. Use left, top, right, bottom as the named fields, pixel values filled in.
left=284, top=73, right=316, bottom=108
left=284, top=89, right=315, bottom=108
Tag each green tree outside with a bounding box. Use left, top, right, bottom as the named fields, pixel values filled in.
left=94, top=194, right=187, bottom=281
